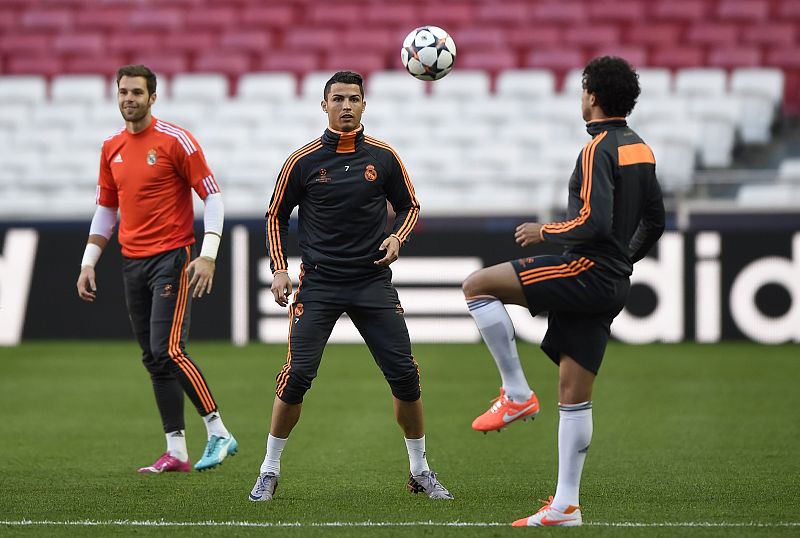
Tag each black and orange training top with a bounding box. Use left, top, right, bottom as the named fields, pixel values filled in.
left=96, top=117, right=220, bottom=259
left=266, top=125, right=420, bottom=280
left=541, top=118, right=665, bottom=277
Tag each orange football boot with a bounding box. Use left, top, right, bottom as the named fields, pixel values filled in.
left=471, top=387, right=540, bottom=433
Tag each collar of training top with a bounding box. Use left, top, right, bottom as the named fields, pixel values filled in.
left=586, top=118, right=627, bottom=136
left=322, top=125, right=365, bottom=153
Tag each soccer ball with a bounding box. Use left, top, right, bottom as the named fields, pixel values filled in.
left=401, top=26, right=456, bottom=81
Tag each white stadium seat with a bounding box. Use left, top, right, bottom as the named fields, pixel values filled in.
left=674, top=68, right=727, bottom=97
left=237, top=73, right=297, bottom=100
left=0, top=75, right=47, bottom=104
left=730, top=68, right=785, bottom=144
left=496, top=69, right=556, bottom=100
left=430, top=70, right=491, bottom=100
left=171, top=73, right=229, bottom=102
left=636, top=68, right=673, bottom=97
left=367, top=71, right=426, bottom=99
left=51, top=75, right=107, bottom=103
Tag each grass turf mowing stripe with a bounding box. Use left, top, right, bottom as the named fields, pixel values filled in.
left=3, top=520, right=800, bottom=528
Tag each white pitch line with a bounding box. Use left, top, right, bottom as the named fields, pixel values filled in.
left=1, top=520, right=799, bottom=528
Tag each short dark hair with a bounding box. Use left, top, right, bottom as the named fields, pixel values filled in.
left=323, top=71, right=364, bottom=100
left=582, top=56, right=640, bottom=117
left=116, top=65, right=157, bottom=96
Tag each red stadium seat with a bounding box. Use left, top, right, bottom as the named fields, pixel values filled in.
left=259, top=51, right=321, bottom=76
left=743, top=24, right=796, bottom=47
left=475, top=2, right=528, bottom=24
left=20, top=9, right=73, bottom=30
left=686, top=24, right=739, bottom=46
left=625, top=24, right=682, bottom=46
left=128, top=8, right=183, bottom=31
left=529, top=2, right=588, bottom=23
left=777, top=1, right=800, bottom=19
left=64, top=55, right=125, bottom=75
left=458, top=49, right=517, bottom=73
left=74, top=8, right=131, bottom=31
left=53, top=33, right=104, bottom=56
left=194, top=52, right=252, bottom=77
left=766, top=47, right=800, bottom=70
left=588, top=1, right=647, bottom=22
left=420, top=3, right=475, bottom=27
left=238, top=5, right=294, bottom=29
left=308, top=4, right=361, bottom=26
left=0, top=10, right=17, bottom=31
left=108, top=33, right=163, bottom=56
left=650, top=47, right=705, bottom=69
left=524, top=49, right=586, bottom=73
left=163, top=32, right=217, bottom=54
left=283, top=27, right=338, bottom=52
left=365, top=5, right=417, bottom=26
left=6, top=55, right=63, bottom=77
left=707, top=47, right=762, bottom=69
left=184, top=7, right=238, bottom=31
left=322, top=50, right=387, bottom=74
left=508, top=27, right=562, bottom=49
left=0, top=34, right=51, bottom=55
left=653, top=0, right=710, bottom=21
left=592, top=46, right=648, bottom=68
left=130, top=54, right=189, bottom=77
left=342, top=28, right=399, bottom=55
left=219, top=31, right=273, bottom=54
left=716, top=0, right=769, bottom=21
left=564, top=25, right=620, bottom=47
left=454, top=27, right=505, bottom=50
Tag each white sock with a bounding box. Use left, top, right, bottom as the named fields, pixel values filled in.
left=551, top=401, right=593, bottom=511
left=466, top=297, right=533, bottom=402
left=202, top=411, right=230, bottom=439
left=166, top=430, right=188, bottom=462
left=260, top=434, right=287, bottom=475
left=405, top=436, right=430, bottom=475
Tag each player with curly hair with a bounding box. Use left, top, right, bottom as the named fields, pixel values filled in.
left=462, top=56, right=665, bottom=526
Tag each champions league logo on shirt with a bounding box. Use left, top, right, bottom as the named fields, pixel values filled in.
left=147, top=149, right=157, bottom=166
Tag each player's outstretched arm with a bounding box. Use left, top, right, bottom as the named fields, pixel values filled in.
left=77, top=205, right=116, bottom=302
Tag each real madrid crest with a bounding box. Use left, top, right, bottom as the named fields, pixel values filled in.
left=146, top=149, right=157, bottom=166
left=364, top=164, right=377, bottom=182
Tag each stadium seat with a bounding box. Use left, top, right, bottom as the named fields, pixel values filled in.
left=219, top=31, right=273, bottom=54
left=52, top=33, right=104, bottom=56
left=0, top=75, right=47, bottom=104
left=152, top=101, right=208, bottom=131
left=51, top=75, right=107, bottom=103
left=730, top=67, right=785, bottom=143
left=194, top=53, right=252, bottom=78
left=529, top=2, right=588, bottom=23
left=0, top=103, right=30, bottom=130
left=675, top=68, right=727, bottom=97
left=430, top=70, right=490, bottom=100
left=365, top=5, right=417, bottom=26
left=452, top=27, right=505, bottom=50
left=212, top=101, right=272, bottom=129
left=588, top=1, right=646, bottom=21
left=321, top=51, right=386, bottom=75
left=74, top=8, right=131, bottom=31
left=107, top=33, right=163, bottom=56
left=708, top=47, right=762, bottom=69
left=524, top=49, right=585, bottom=78
left=128, top=8, right=184, bottom=30
left=171, top=73, right=229, bottom=101
left=508, top=27, right=561, bottom=50
left=420, top=3, right=474, bottom=27
left=650, top=47, right=706, bottom=69
left=475, top=2, right=528, bottom=24
left=653, top=0, right=709, bottom=21
left=496, top=69, right=556, bottom=100
left=238, top=72, right=297, bottom=100
left=238, top=5, right=294, bottom=29
left=162, top=32, right=217, bottom=55
left=300, top=71, right=338, bottom=101
left=5, top=56, right=63, bottom=77
left=458, top=49, right=517, bottom=73
left=592, top=46, right=648, bottom=69
left=564, top=25, right=620, bottom=47
left=283, top=27, right=339, bottom=53
left=307, top=3, right=362, bottom=25
left=367, top=71, right=426, bottom=99
left=686, top=23, right=739, bottom=46
left=130, top=55, right=189, bottom=77
left=635, top=68, right=673, bottom=97
left=0, top=34, right=51, bottom=55
left=777, top=158, right=800, bottom=181
left=184, top=7, right=238, bottom=31
left=64, top=56, right=126, bottom=76
left=561, top=68, right=585, bottom=97
left=20, top=9, right=72, bottom=30
left=742, top=24, right=796, bottom=47
left=259, top=51, right=321, bottom=77
left=716, top=0, right=770, bottom=21
left=688, top=96, right=741, bottom=167
left=625, top=24, right=682, bottom=47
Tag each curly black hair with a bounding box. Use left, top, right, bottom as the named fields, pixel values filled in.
left=582, top=56, right=640, bottom=118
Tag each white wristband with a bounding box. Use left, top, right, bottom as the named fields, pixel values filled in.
left=81, top=243, right=102, bottom=268
left=200, top=233, right=221, bottom=260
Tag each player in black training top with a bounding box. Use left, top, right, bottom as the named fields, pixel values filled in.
left=248, top=71, right=453, bottom=502
left=462, top=57, right=665, bottom=526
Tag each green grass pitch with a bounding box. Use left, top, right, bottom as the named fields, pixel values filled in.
left=0, top=341, right=798, bottom=537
